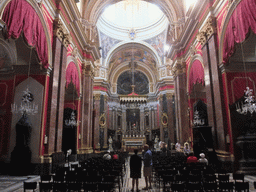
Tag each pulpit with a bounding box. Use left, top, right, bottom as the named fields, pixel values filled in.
left=122, top=136, right=146, bottom=153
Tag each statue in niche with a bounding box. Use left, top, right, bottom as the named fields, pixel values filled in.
left=108, top=136, right=113, bottom=151
left=154, top=135, right=159, bottom=150
left=11, top=112, right=32, bottom=175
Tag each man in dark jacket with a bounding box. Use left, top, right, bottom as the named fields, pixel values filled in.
left=130, top=149, right=142, bottom=192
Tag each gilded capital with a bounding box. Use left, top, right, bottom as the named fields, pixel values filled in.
left=197, top=16, right=216, bottom=46
left=166, top=93, right=174, bottom=100
left=54, top=19, right=70, bottom=47
left=104, top=95, right=108, bottom=102
left=197, top=31, right=207, bottom=46
left=82, top=62, right=94, bottom=77
left=176, top=60, right=186, bottom=75
left=159, top=95, right=163, bottom=101
left=94, top=93, right=101, bottom=101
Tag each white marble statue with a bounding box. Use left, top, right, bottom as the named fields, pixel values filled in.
left=108, top=136, right=113, bottom=151
left=154, top=135, right=159, bottom=150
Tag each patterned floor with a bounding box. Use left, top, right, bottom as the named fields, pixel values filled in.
left=0, top=159, right=256, bottom=191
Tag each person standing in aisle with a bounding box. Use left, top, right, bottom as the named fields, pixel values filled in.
left=130, top=149, right=142, bottom=192
left=143, top=144, right=152, bottom=190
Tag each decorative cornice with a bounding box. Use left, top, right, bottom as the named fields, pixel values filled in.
left=53, top=19, right=71, bottom=47
left=197, top=16, right=216, bottom=46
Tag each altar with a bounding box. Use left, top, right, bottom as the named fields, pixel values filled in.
left=122, top=136, right=146, bottom=153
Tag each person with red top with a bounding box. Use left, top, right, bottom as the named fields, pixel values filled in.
left=186, top=152, right=198, bottom=164
left=112, top=151, right=118, bottom=160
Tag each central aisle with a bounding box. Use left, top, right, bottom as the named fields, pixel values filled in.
left=121, top=156, right=157, bottom=192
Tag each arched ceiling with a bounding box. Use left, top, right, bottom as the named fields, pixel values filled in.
left=81, top=0, right=186, bottom=95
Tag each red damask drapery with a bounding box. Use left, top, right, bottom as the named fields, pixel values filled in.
left=2, top=0, right=49, bottom=69
left=189, top=60, right=205, bottom=94
left=66, top=62, right=80, bottom=95
left=223, top=0, right=256, bottom=64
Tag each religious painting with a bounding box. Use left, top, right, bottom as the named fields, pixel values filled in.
left=117, top=70, right=149, bottom=95
left=109, top=48, right=156, bottom=67
left=161, top=112, right=168, bottom=127
left=100, top=32, right=121, bottom=59
left=144, top=30, right=166, bottom=63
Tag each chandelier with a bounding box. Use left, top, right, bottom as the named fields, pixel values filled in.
left=234, top=7, right=256, bottom=116
left=65, top=111, right=78, bottom=127
left=193, top=110, right=204, bottom=126
left=236, top=87, right=256, bottom=115
left=11, top=87, right=38, bottom=115
left=11, top=43, right=38, bottom=115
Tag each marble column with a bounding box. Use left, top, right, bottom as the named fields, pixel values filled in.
left=113, top=107, right=116, bottom=131
left=103, top=95, right=108, bottom=148
left=198, top=16, right=226, bottom=151
left=172, top=61, right=189, bottom=144
left=79, top=63, right=94, bottom=153
left=153, top=107, right=157, bottom=129
left=149, top=107, right=153, bottom=140
left=140, top=105, right=145, bottom=136
left=159, top=95, right=164, bottom=141
left=166, top=93, right=175, bottom=144
left=108, top=107, right=113, bottom=130
left=121, top=105, right=127, bottom=136
left=47, top=19, right=70, bottom=154
left=94, top=93, right=101, bottom=150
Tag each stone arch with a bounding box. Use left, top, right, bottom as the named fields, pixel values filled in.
left=0, top=0, right=52, bottom=68
left=66, top=56, right=82, bottom=96
left=186, top=55, right=204, bottom=94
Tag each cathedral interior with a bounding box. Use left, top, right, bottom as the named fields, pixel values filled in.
left=0, top=0, right=256, bottom=178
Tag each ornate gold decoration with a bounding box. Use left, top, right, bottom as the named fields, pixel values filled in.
left=161, top=112, right=168, bottom=127
left=197, top=16, right=216, bottom=46
left=190, top=44, right=197, bottom=56
left=72, top=47, right=78, bottom=58
left=166, top=93, right=174, bottom=100
left=94, top=93, right=101, bottom=101
left=159, top=94, right=163, bottom=101
left=82, top=62, right=94, bottom=77
left=129, top=28, right=136, bottom=40
left=197, top=31, right=207, bottom=46
left=104, top=95, right=108, bottom=102
left=99, top=113, right=106, bottom=127
left=53, top=19, right=71, bottom=47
